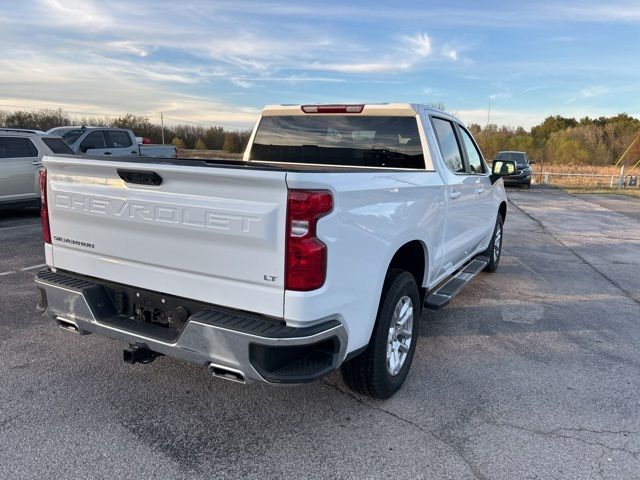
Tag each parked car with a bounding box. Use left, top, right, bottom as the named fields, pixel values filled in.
left=0, top=131, right=74, bottom=210
left=35, top=103, right=519, bottom=398
left=47, top=126, right=177, bottom=158
left=493, top=151, right=534, bottom=188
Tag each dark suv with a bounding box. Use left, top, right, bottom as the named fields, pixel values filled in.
left=494, top=151, right=533, bottom=188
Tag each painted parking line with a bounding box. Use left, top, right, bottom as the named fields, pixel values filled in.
left=19, top=263, right=47, bottom=271
left=0, top=223, right=40, bottom=231
left=0, top=263, right=46, bottom=276
left=502, top=248, right=551, bottom=284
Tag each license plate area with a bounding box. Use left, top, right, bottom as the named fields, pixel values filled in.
left=100, top=283, right=209, bottom=338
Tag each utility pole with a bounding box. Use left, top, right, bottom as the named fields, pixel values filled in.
left=481, top=97, right=492, bottom=155
left=160, top=113, right=165, bottom=144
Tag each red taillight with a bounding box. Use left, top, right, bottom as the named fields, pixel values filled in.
left=285, top=189, right=333, bottom=291
left=39, top=168, right=51, bottom=244
left=301, top=104, right=364, bottom=114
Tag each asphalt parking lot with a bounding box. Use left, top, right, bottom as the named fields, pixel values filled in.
left=1, top=188, right=639, bottom=479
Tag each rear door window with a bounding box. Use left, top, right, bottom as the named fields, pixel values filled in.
left=107, top=131, right=133, bottom=148
left=458, top=127, right=486, bottom=174
left=431, top=117, right=465, bottom=174
left=80, top=131, right=107, bottom=150
left=250, top=116, right=425, bottom=169
left=0, top=137, right=37, bottom=158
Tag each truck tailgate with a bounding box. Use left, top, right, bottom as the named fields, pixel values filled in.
left=43, top=156, right=288, bottom=318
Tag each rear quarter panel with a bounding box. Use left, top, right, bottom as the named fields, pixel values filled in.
left=284, top=170, right=447, bottom=352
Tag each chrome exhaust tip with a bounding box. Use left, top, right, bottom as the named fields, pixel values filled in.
left=56, top=317, right=83, bottom=334
left=208, top=363, right=246, bottom=384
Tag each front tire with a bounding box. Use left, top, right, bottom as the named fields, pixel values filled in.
left=483, top=214, right=504, bottom=273
left=340, top=269, right=420, bottom=399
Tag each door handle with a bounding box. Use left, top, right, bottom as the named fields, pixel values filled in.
left=450, top=191, right=461, bottom=199
left=476, top=188, right=486, bottom=194
left=104, top=151, right=112, bottom=155
left=32, top=161, right=43, bottom=166
left=130, top=151, right=138, bottom=154
left=117, top=169, right=163, bottom=186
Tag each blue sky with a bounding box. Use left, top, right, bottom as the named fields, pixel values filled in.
left=1, top=0, right=639, bottom=129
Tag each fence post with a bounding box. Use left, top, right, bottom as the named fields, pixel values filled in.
left=543, top=172, right=549, bottom=184
left=619, top=165, right=625, bottom=188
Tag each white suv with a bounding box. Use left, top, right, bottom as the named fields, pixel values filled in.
left=0, top=132, right=74, bottom=209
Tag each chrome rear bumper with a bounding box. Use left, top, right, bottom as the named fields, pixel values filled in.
left=35, top=269, right=347, bottom=384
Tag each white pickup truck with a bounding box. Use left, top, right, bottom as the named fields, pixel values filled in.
left=47, top=126, right=177, bottom=158
left=35, top=104, right=517, bottom=398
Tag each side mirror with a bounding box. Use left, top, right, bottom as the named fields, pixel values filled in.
left=79, top=144, right=95, bottom=153
left=529, top=159, right=536, bottom=165
left=490, top=160, right=517, bottom=184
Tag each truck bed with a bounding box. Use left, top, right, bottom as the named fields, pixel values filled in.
left=59, top=154, right=399, bottom=173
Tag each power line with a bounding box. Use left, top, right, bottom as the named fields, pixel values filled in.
left=614, top=130, right=640, bottom=167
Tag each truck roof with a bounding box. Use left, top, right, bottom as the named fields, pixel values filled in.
left=48, top=126, right=102, bottom=131
left=262, top=103, right=454, bottom=117
left=260, top=103, right=464, bottom=126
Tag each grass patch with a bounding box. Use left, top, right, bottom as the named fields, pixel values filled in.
left=560, top=186, right=640, bottom=197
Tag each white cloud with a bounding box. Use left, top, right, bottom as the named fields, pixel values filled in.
left=580, top=85, right=609, bottom=98
left=422, top=87, right=445, bottom=97
left=41, top=0, right=113, bottom=30
left=402, top=33, right=432, bottom=57
left=104, top=41, right=151, bottom=58
left=521, top=86, right=546, bottom=94
left=308, top=62, right=411, bottom=74
left=0, top=52, right=258, bottom=128
left=445, top=49, right=458, bottom=61
left=230, top=78, right=253, bottom=88
left=546, top=3, right=640, bottom=22
left=490, top=92, right=512, bottom=100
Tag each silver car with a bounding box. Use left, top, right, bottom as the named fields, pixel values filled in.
left=0, top=131, right=74, bottom=209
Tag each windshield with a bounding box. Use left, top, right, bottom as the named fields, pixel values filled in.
left=250, top=115, right=424, bottom=169
left=48, top=128, right=85, bottom=145
left=496, top=152, right=527, bottom=163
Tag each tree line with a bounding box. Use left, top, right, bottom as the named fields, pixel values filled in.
left=1, top=108, right=639, bottom=164
left=468, top=113, right=640, bottom=166
left=0, top=109, right=251, bottom=153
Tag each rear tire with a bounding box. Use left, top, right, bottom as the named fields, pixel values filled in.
left=483, top=214, right=504, bottom=273
left=340, top=269, right=420, bottom=399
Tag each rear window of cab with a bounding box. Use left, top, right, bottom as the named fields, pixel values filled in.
left=250, top=116, right=425, bottom=169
